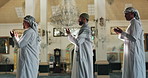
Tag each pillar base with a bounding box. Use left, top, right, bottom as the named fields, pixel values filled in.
left=95, top=60, right=109, bottom=75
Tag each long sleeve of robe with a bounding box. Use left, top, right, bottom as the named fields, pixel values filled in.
left=118, top=18, right=146, bottom=78
left=68, top=23, right=93, bottom=78
left=13, top=28, right=39, bottom=78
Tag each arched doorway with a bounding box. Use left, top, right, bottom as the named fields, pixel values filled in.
left=65, top=43, right=74, bottom=72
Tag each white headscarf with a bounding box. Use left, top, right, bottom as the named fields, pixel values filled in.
left=24, top=15, right=41, bottom=42
left=124, top=7, right=140, bottom=20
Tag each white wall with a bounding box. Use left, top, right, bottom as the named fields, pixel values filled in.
left=46, top=22, right=95, bottom=62
left=0, top=20, right=148, bottom=63
left=105, top=20, right=148, bottom=62
left=0, top=23, right=22, bottom=64
left=0, top=23, right=73, bottom=63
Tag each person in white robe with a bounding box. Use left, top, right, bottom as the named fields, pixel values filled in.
left=114, top=7, right=146, bottom=78
left=10, top=15, right=40, bottom=78
left=66, top=13, right=93, bottom=78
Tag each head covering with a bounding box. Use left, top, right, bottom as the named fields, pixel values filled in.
left=80, top=13, right=89, bottom=20
left=24, top=15, right=41, bottom=43
left=124, top=7, right=140, bottom=20
left=24, top=15, right=36, bottom=28
left=24, top=15, right=38, bottom=32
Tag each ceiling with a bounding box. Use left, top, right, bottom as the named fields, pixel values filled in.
left=106, top=0, right=148, bottom=20
left=0, top=0, right=148, bottom=23
left=0, top=0, right=10, bottom=8
left=0, top=0, right=25, bottom=23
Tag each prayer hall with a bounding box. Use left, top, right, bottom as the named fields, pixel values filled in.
left=0, top=0, right=148, bottom=78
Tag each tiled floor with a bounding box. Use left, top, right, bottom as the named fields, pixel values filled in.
left=0, top=74, right=70, bottom=78
left=110, top=72, right=148, bottom=78
left=1, top=72, right=148, bottom=78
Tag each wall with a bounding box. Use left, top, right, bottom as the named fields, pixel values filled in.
left=0, top=23, right=22, bottom=63
left=0, top=22, right=94, bottom=63
left=0, top=23, right=73, bottom=63
left=105, top=20, right=148, bottom=62
left=0, top=20, right=148, bottom=64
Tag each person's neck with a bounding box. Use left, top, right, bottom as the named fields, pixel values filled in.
left=24, top=27, right=30, bottom=30
left=83, top=22, right=88, bottom=26
left=130, top=17, right=135, bottom=21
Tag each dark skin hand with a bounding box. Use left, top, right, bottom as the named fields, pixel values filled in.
left=113, top=27, right=123, bottom=34
left=10, top=31, right=15, bottom=37
left=66, top=28, right=71, bottom=35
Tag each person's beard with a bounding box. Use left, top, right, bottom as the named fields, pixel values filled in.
left=23, top=26, right=25, bottom=29
left=79, top=21, right=84, bottom=25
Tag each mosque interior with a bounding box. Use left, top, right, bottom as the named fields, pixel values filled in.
left=0, top=0, right=148, bottom=78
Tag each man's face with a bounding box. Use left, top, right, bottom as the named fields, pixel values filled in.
left=124, top=12, right=134, bottom=21
left=78, top=17, right=85, bottom=26
left=23, top=20, right=30, bottom=29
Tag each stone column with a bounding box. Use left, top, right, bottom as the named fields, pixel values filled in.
left=40, top=0, right=48, bottom=62
left=94, top=0, right=109, bottom=77
left=95, top=0, right=107, bottom=61
left=25, top=0, right=35, bottom=16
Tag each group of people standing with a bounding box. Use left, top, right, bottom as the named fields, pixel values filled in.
left=10, top=7, right=146, bottom=78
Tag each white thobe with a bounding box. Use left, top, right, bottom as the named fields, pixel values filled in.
left=68, top=23, right=93, bottom=78
left=13, top=28, right=40, bottom=78
left=119, top=18, right=146, bottom=78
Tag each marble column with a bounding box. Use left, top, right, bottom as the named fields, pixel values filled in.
left=95, top=0, right=108, bottom=63
left=25, top=0, right=35, bottom=16
left=40, top=0, right=48, bottom=62
left=94, top=0, right=109, bottom=76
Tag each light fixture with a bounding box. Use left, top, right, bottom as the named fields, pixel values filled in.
left=50, top=0, right=79, bottom=26
left=15, top=7, right=24, bottom=18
